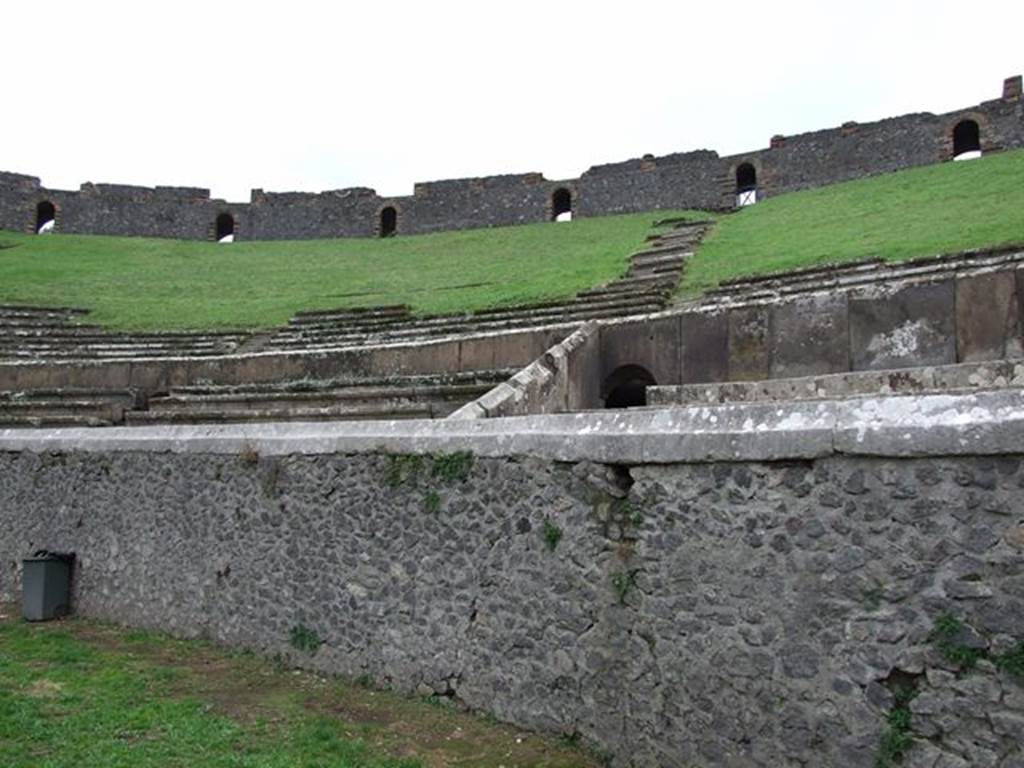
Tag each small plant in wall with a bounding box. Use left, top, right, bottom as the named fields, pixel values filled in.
left=542, top=519, right=563, bottom=551
left=611, top=570, right=638, bottom=605
left=927, top=613, right=1024, bottom=683
left=430, top=450, right=474, bottom=484
left=423, top=490, right=442, bottom=514
left=384, top=453, right=425, bottom=487
left=289, top=623, right=322, bottom=655
left=929, top=613, right=984, bottom=671
left=995, top=641, right=1024, bottom=681
left=875, top=685, right=917, bottom=768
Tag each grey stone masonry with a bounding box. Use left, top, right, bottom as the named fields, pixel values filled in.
left=2, top=75, right=1021, bottom=240
left=1, top=390, right=1023, bottom=766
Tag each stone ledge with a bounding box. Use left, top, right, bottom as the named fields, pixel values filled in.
left=2, top=389, right=1023, bottom=464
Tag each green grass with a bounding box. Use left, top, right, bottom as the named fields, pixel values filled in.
left=0, top=616, right=598, bottom=767
left=682, top=148, right=1024, bottom=295
left=0, top=210, right=700, bottom=332
left=0, top=622, right=416, bottom=768
left=4, top=149, right=1022, bottom=334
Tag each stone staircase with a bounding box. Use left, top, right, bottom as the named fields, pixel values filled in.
left=0, top=219, right=711, bottom=361
left=0, top=388, right=142, bottom=428
left=260, top=220, right=711, bottom=352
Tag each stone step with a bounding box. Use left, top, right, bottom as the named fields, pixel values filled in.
left=0, top=347, right=233, bottom=360
left=696, top=263, right=1024, bottom=311
left=2, top=328, right=246, bottom=342
left=124, top=402, right=438, bottom=425
left=150, top=383, right=494, bottom=412
left=1, top=335, right=239, bottom=348
left=629, top=243, right=696, bottom=260
left=580, top=272, right=678, bottom=289
left=573, top=284, right=674, bottom=301
left=270, top=296, right=663, bottom=339
left=647, top=358, right=1024, bottom=407
left=0, top=320, right=103, bottom=331
left=0, top=346, right=234, bottom=358
left=712, top=258, right=887, bottom=292
left=0, top=387, right=139, bottom=403
left=0, top=399, right=131, bottom=418
left=644, top=234, right=705, bottom=250
left=287, top=315, right=415, bottom=334
left=704, top=247, right=1024, bottom=304
left=265, top=302, right=663, bottom=348
left=631, top=264, right=684, bottom=280
left=0, top=413, right=116, bottom=428
left=650, top=218, right=716, bottom=229
left=0, top=304, right=90, bottom=318
left=629, top=252, right=687, bottom=271
left=168, top=369, right=515, bottom=396
left=289, top=305, right=412, bottom=325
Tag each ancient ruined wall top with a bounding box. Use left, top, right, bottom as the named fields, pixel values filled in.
left=0, top=75, right=1020, bottom=240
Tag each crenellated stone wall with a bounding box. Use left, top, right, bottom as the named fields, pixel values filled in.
left=2, top=75, right=1021, bottom=241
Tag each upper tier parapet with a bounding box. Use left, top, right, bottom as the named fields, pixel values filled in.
left=1, top=75, right=1021, bottom=241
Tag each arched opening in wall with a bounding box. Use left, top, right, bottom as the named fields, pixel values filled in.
left=551, top=188, right=572, bottom=222
left=35, top=201, right=56, bottom=234
left=602, top=364, right=657, bottom=409
left=380, top=206, right=397, bottom=237
left=952, top=120, right=981, bottom=160
left=216, top=213, right=235, bottom=243
left=735, top=163, right=757, bottom=207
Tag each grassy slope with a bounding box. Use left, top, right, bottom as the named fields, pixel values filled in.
left=3, top=149, right=1021, bottom=333
left=683, top=148, right=1024, bottom=295
left=0, top=211, right=698, bottom=332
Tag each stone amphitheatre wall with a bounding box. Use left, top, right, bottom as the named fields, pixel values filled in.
left=2, top=395, right=1023, bottom=767
left=1, top=76, right=1020, bottom=241
left=0, top=324, right=571, bottom=394
left=596, top=262, right=1024, bottom=396
left=2, top=245, right=1021, bottom=410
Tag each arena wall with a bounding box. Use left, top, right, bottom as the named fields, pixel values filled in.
left=2, top=394, right=1023, bottom=767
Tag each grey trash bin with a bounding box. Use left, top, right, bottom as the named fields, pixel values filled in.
left=22, top=554, right=73, bottom=621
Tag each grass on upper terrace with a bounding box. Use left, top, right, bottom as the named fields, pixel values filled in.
left=680, top=147, right=1024, bottom=296
left=0, top=609, right=598, bottom=768
left=2, top=148, right=1022, bottom=333
left=0, top=210, right=701, bottom=332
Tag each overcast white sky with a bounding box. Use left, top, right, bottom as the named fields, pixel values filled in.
left=2, top=1, right=1021, bottom=202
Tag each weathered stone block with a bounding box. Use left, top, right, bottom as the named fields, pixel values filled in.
left=770, top=293, right=850, bottom=378
left=849, top=281, right=956, bottom=371
left=728, top=306, right=770, bottom=381
left=955, top=271, right=1023, bottom=362
left=678, top=310, right=729, bottom=384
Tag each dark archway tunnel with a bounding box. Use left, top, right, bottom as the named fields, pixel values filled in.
left=952, top=119, right=981, bottom=158
left=602, top=364, right=657, bottom=409
left=35, top=201, right=56, bottom=233
left=380, top=206, right=397, bottom=237
left=216, top=213, right=235, bottom=242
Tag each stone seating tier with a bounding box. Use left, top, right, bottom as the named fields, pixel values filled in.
left=0, top=370, right=514, bottom=427
left=0, top=222, right=703, bottom=361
